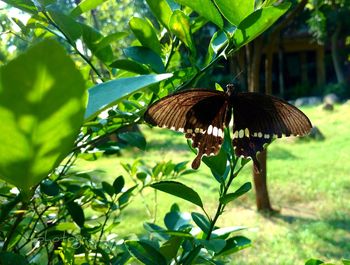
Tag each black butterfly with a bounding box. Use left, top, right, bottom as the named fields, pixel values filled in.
left=144, top=84, right=312, bottom=170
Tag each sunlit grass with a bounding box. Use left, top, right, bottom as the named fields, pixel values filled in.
left=76, top=102, right=350, bottom=264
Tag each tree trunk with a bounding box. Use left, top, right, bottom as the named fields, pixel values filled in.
left=278, top=46, right=285, bottom=98
left=253, top=151, right=273, bottom=211
left=247, top=37, right=274, bottom=211
left=250, top=0, right=307, bottom=212
left=331, top=23, right=345, bottom=84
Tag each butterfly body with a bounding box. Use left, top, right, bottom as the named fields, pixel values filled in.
left=144, top=85, right=312, bottom=170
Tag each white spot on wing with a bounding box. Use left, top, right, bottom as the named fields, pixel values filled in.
left=238, top=129, right=244, bottom=138
left=245, top=128, right=249, bottom=137
left=187, top=129, right=193, bottom=133
left=178, top=128, right=184, bottom=132
left=233, top=131, right=238, bottom=138
left=218, top=128, right=223, bottom=137
left=264, top=134, right=270, bottom=139
left=170, top=126, right=175, bottom=130
left=258, top=132, right=263, bottom=138
left=213, top=127, right=218, bottom=137
left=208, top=125, right=213, bottom=135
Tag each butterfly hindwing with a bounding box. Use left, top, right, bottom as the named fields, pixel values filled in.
left=187, top=98, right=231, bottom=169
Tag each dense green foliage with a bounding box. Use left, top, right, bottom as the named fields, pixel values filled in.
left=0, top=0, right=347, bottom=264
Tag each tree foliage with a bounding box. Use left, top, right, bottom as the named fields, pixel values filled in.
left=0, top=0, right=293, bottom=263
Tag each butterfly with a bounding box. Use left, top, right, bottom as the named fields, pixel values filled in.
left=144, top=84, right=312, bottom=170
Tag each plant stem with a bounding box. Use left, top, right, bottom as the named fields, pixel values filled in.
left=93, top=197, right=116, bottom=265
left=41, top=11, right=105, bottom=82
left=2, top=198, right=29, bottom=251
left=206, top=159, right=239, bottom=240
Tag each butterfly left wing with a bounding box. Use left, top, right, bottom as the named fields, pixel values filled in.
left=231, top=92, right=312, bottom=169
left=144, top=89, right=231, bottom=169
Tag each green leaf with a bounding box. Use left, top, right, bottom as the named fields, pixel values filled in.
left=213, top=0, right=254, bottom=26
left=118, top=132, right=146, bottom=150
left=233, top=2, right=291, bottom=47
left=151, top=181, right=203, bottom=208
left=48, top=9, right=82, bottom=41
left=204, top=30, right=229, bottom=65
left=191, top=16, right=208, bottom=33
left=0, top=252, right=28, bottom=265
left=215, top=236, right=251, bottom=256
left=71, top=0, right=107, bottom=17
left=81, top=24, right=113, bottom=64
left=102, top=181, right=114, bottom=197
left=202, top=145, right=228, bottom=182
left=124, top=46, right=165, bottom=73
left=211, top=226, right=246, bottom=238
left=164, top=210, right=191, bottom=230
left=175, top=0, right=223, bottom=28
left=129, top=17, right=162, bottom=55
left=191, top=212, right=210, bottom=234
left=85, top=73, right=172, bottom=120
left=36, top=0, right=55, bottom=7
left=40, top=179, right=60, bottom=196
left=145, top=0, right=173, bottom=29
left=0, top=40, right=86, bottom=192
left=96, top=32, right=128, bottom=51
left=113, top=176, right=125, bottom=194
left=169, top=10, right=195, bottom=54
left=197, top=238, right=226, bottom=253
left=162, top=230, right=193, bottom=238
left=55, top=222, right=77, bottom=231
left=305, top=259, right=325, bottom=265
left=220, top=182, right=252, bottom=205
left=110, top=59, right=150, bottom=74
left=343, top=260, right=350, bottom=265
left=66, top=201, right=85, bottom=227
left=182, top=245, right=202, bottom=265
left=159, top=236, right=183, bottom=262
left=2, top=0, right=37, bottom=14
left=11, top=17, right=28, bottom=35
left=118, top=185, right=138, bottom=208
left=125, top=241, right=167, bottom=265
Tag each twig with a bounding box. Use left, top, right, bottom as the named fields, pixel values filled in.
left=41, top=11, right=105, bottom=81
left=2, top=198, right=29, bottom=251
left=206, top=158, right=240, bottom=240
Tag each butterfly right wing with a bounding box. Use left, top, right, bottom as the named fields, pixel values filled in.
left=231, top=92, right=312, bottom=170
left=144, top=89, right=230, bottom=169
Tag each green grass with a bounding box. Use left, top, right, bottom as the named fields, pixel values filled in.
left=77, top=103, right=350, bottom=264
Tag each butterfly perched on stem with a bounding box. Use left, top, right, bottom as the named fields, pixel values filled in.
left=144, top=84, right=312, bottom=170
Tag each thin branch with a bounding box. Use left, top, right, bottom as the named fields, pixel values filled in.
left=41, top=11, right=105, bottom=81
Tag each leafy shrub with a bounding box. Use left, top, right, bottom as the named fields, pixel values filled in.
left=0, top=0, right=291, bottom=263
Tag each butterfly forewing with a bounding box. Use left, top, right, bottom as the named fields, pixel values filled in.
left=231, top=92, right=312, bottom=138
left=144, top=89, right=230, bottom=169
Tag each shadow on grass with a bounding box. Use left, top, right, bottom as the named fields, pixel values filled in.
left=270, top=212, right=350, bottom=259
left=269, top=146, right=297, bottom=160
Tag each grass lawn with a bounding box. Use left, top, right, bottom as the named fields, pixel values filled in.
left=77, top=102, right=350, bottom=264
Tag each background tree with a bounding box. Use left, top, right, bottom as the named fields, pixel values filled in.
left=307, top=0, right=350, bottom=85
